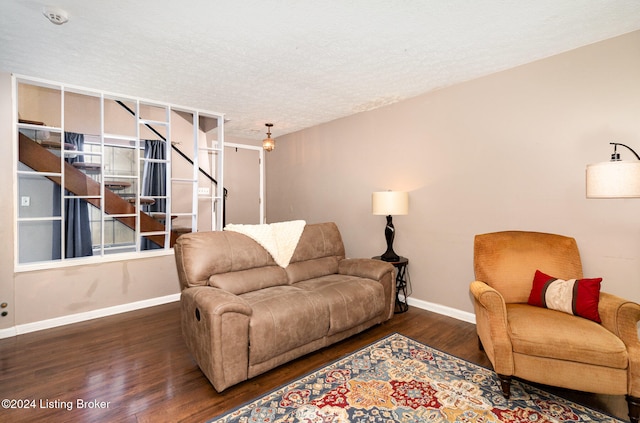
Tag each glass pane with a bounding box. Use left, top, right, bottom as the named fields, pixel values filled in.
left=139, top=103, right=167, bottom=122
left=18, top=220, right=61, bottom=263
left=104, top=144, right=138, bottom=176
left=140, top=234, right=166, bottom=251
left=104, top=176, right=137, bottom=212
left=18, top=128, right=64, bottom=165
left=18, top=126, right=62, bottom=145
left=103, top=216, right=135, bottom=248
left=198, top=198, right=213, bottom=232
left=104, top=98, right=136, bottom=137
left=172, top=218, right=193, bottom=236
left=17, top=83, right=61, bottom=128
left=199, top=115, right=220, bottom=140
left=64, top=91, right=100, bottom=135
left=18, top=173, right=61, bottom=218
left=140, top=122, right=167, bottom=141
left=171, top=110, right=195, bottom=179
left=171, top=183, right=194, bottom=214
left=73, top=137, right=102, bottom=181
left=89, top=204, right=103, bottom=248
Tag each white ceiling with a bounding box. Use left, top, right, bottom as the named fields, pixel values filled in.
left=1, top=1, right=640, bottom=140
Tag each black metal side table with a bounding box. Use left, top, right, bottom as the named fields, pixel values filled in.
left=372, top=256, right=411, bottom=313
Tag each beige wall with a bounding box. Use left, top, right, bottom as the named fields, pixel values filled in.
left=266, top=30, right=640, bottom=314
left=2, top=30, right=639, bottom=332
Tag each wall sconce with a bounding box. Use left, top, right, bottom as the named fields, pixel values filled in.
left=263, top=123, right=275, bottom=152
left=372, top=191, right=409, bottom=262
left=586, top=142, right=640, bottom=198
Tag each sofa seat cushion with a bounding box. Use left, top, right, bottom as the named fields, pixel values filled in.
left=507, top=304, right=628, bottom=369
left=293, top=275, right=385, bottom=336
left=240, top=285, right=330, bottom=365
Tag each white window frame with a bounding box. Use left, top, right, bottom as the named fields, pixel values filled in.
left=13, top=74, right=224, bottom=271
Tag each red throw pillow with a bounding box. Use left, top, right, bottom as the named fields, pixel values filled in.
left=528, top=270, right=602, bottom=323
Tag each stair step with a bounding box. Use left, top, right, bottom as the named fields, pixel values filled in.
left=150, top=212, right=177, bottom=220
left=40, top=140, right=77, bottom=151
left=72, top=162, right=101, bottom=173
left=104, top=181, right=131, bottom=190
left=19, top=119, right=45, bottom=126
left=173, top=227, right=192, bottom=234
left=127, top=197, right=156, bottom=205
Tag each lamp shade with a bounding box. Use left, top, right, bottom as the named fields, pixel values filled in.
left=586, top=161, right=640, bottom=198
left=372, top=191, right=409, bottom=215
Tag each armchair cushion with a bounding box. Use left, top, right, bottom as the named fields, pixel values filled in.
left=507, top=304, right=628, bottom=369
left=528, top=270, right=602, bottom=323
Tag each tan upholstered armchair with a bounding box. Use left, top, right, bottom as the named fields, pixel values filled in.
left=470, top=231, right=640, bottom=422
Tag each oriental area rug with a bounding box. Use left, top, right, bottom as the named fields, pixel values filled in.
left=209, top=333, right=623, bottom=423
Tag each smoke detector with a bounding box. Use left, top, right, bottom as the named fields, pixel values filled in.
left=42, top=6, right=69, bottom=25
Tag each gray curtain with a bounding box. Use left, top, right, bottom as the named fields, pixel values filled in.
left=53, top=132, right=93, bottom=259
left=141, top=139, right=166, bottom=250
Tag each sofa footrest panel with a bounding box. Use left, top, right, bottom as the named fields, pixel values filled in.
left=180, top=288, right=251, bottom=392
left=248, top=337, right=328, bottom=379
left=240, top=285, right=330, bottom=365
left=293, top=275, right=386, bottom=336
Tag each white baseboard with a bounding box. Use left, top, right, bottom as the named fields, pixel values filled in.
left=0, top=294, right=473, bottom=340
left=0, top=326, right=16, bottom=339
left=0, top=293, right=180, bottom=339
left=406, top=297, right=476, bottom=324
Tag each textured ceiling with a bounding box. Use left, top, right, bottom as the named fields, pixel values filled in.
left=1, top=1, right=640, bottom=140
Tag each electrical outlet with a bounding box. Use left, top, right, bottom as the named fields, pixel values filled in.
left=197, top=187, right=210, bottom=195
left=21, top=196, right=30, bottom=206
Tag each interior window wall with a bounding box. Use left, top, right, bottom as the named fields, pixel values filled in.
left=14, top=75, right=224, bottom=267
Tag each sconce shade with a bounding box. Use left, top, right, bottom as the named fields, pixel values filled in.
left=372, top=191, right=409, bottom=215
left=586, top=161, right=640, bottom=198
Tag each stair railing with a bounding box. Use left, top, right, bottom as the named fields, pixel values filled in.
left=115, top=100, right=226, bottom=226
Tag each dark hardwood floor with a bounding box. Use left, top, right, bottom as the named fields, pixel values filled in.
left=0, top=302, right=629, bottom=422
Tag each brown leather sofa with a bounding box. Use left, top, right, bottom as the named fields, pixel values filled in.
left=174, top=222, right=395, bottom=392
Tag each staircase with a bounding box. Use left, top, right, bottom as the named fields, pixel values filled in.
left=18, top=132, right=180, bottom=248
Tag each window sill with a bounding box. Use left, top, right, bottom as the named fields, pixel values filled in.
left=14, top=248, right=175, bottom=273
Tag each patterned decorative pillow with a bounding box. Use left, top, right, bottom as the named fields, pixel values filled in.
left=527, top=270, right=602, bottom=323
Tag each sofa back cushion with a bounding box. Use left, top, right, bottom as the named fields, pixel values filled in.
left=174, top=230, right=287, bottom=293
left=286, top=222, right=346, bottom=283
left=210, top=267, right=289, bottom=295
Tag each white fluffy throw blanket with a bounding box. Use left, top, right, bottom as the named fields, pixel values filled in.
left=224, top=220, right=306, bottom=267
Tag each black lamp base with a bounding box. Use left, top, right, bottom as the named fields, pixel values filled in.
left=380, top=250, right=400, bottom=262
left=379, top=215, right=400, bottom=262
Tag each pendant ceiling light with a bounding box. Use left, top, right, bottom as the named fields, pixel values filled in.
left=263, top=123, right=275, bottom=152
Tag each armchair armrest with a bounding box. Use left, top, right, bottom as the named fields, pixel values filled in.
left=599, top=292, right=640, bottom=397
left=181, top=286, right=253, bottom=392
left=469, top=280, right=514, bottom=376
left=339, top=258, right=396, bottom=320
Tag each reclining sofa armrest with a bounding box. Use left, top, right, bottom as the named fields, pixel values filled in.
left=339, top=258, right=396, bottom=320
left=599, top=292, right=640, bottom=397
left=469, top=280, right=514, bottom=376
left=339, top=258, right=394, bottom=280
left=181, top=286, right=253, bottom=392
